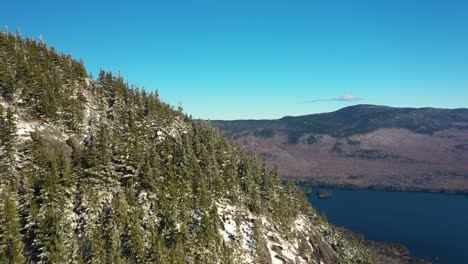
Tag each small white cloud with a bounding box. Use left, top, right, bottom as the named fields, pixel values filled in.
left=334, top=94, right=361, bottom=101
left=304, top=93, right=362, bottom=103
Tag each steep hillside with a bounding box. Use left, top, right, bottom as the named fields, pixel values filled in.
left=211, top=105, right=468, bottom=193
left=0, top=31, right=374, bottom=263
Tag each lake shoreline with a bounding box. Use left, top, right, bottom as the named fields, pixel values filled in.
left=292, top=179, right=468, bottom=195
left=305, top=186, right=433, bottom=264
left=307, top=186, right=468, bottom=263
left=338, top=228, right=431, bottom=264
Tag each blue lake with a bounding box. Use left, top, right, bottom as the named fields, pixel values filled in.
left=307, top=188, right=468, bottom=264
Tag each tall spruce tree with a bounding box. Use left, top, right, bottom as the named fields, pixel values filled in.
left=0, top=189, right=26, bottom=263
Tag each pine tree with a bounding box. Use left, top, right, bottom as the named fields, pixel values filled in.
left=122, top=188, right=146, bottom=263
left=0, top=48, right=16, bottom=101
left=0, top=189, right=26, bottom=263
left=100, top=199, right=124, bottom=264
left=0, top=107, right=18, bottom=187
left=252, top=218, right=268, bottom=264
left=34, top=161, right=68, bottom=263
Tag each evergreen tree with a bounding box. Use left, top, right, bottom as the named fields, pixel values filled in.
left=0, top=189, right=26, bottom=263
left=0, top=107, right=18, bottom=187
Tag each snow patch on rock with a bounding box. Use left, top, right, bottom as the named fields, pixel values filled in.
left=261, top=215, right=318, bottom=264
left=217, top=201, right=324, bottom=264
left=155, top=116, right=190, bottom=143
left=217, top=202, right=255, bottom=263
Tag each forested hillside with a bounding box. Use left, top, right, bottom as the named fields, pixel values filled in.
left=211, top=105, right=468, bottom=193
left=0, top=30, right=373, bottom=263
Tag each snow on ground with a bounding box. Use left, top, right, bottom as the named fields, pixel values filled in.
left=81, top=89, right=101, bottom=136
left=0, top=100, right=8, bottom=109
left=16, top=119, right=37, bottom=140
left=15, top=117, right=56, bottom=142
left=155, top=116, right=190, bottom=143
left=261, top=216, right=314, bottom=264
left=217, top=201, right=320, bottom=264
left=217, top=202, right=255, bottom=263
left=85, top=77, right=92, bottom=86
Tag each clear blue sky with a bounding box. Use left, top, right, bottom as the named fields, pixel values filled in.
left=3, top=0, right=468, bottom=119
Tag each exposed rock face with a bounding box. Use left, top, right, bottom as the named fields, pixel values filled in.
left=217, top=202, right=374, bottom=264
left=211, top=105, right=468, bottom=193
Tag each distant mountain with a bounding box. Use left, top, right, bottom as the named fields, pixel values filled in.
left=211, top=105, right=468, bottom=193
left=0, top=31, right=380, bottom=263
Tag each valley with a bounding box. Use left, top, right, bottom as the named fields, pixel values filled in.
left=211, top=105, right=468, bottom=193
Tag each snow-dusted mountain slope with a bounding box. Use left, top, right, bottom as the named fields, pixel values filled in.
left=0, top=30, right=373, bottom=263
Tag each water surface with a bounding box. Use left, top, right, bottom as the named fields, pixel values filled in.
left=308, top=188, right=468, bottom=264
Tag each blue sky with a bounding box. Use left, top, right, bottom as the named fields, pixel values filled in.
left=3, top=0, right=468, bottom=119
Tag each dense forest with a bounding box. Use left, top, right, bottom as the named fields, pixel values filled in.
left=0, top=30, right=372, bottom=263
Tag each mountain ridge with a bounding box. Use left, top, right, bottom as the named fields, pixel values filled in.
left=211, top=104, right=468, bottom=137
left=211, top=104, right=468, bottom=193
left=213, top=104, right=468, bottom=121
